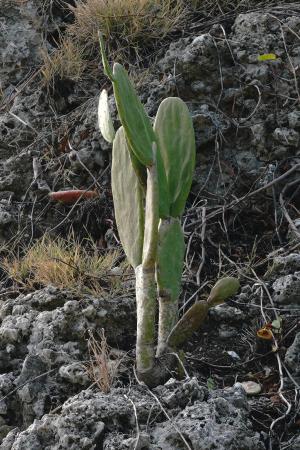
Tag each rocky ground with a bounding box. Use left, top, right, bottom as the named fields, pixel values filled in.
left=0, top=1, right=300, bottom=449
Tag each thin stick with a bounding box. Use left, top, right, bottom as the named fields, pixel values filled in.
left=196, top=206, right=206, bottom=285
left=125, top=396, right=140, bottom=450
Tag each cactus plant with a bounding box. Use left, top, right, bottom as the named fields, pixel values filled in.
left=98, top=36, right=240, bottom=386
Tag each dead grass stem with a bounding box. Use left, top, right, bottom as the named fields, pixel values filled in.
left=87, top=329, right=119, bottom=393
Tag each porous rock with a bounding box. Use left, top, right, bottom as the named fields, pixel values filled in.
left=285, top=332, right=300, bottom=374
left=0, top=382, right=265, bottom=450
left=272, top=272, right=300, bottom=305
left=0, top=286, right=136, bottom=434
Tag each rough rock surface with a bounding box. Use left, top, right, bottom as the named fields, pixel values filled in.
left=285, top=332, right=300, bottom=374
left=0, top=287, right=135, bottom=433
left=1, top=382, right=265, bottom=450
left=1, top=3, right=300, bottom=449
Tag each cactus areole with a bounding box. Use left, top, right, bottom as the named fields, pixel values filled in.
left=98, top=36, right=240, bottom=386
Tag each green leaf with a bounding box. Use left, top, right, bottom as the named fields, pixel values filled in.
left=154, top=97, right=196, bottom=217
left=111, top=127, right=144, bottom=268
left=272, top=317, right=282, bottom=330
left=207, top=377, right=215, bottom=390
left=127, top=140, right=147, bottom=190
left=98, top=89, right=115, bottom=144
left=257, top=53, right=277, bottom=61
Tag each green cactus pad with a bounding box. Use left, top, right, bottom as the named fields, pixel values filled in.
left=112, top=127, right=144, bottom=268
left=98, top=89, right=115, bottom=144
left=112, top=63, right=170, bottom=218
left=156, top=218, right=185, bottom=302
left=167, top=301, right=209, bottom=348
left=112, top=63, right=154, bottom=167
left=207, top=277, right=240, bottom=307
left=154, top=97, right=196, bottom=217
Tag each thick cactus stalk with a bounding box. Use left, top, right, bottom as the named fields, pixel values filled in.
left=142, top=143, right=159, bottom=268
left=156, top=217, right=185, bottom=356
left=136, top=145, right=159, bottom=380
left=135, top=264, right=156, bottom=377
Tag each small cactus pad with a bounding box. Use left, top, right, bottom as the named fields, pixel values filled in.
left=167, top=301, right=209, bottom=348
left=154, top=97, right=196, bottom=217
left=112, top=127, right=144, bottom=268
left=207, top=277, right=240, bottom=307
left=98, top=89, right=115, bottom=144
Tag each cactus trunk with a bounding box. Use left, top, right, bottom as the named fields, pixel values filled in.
left=135, top=264, right=156, bottom=376
left=136, top=148, right=159, bottom=380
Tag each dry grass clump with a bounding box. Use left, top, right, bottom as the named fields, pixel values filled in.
left=41, top=39, right=86, bottom=85
left=69, top=0, right=184, bottom=49
left=42, top=0, right=186, bottom=83
left=87, top=329, right=121, bottom=393
left=1, top=234, right=130, bottom=296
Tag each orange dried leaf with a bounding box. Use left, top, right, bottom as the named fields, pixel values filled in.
left=49, top=190, right=98, bottom=204
left=257, top=327, right=273, bottom=340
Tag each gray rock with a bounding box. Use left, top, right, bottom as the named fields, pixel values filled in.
left=0, top=286, right=136, bottom=431
left=272, top=273, right=300, bottom=305
left=209, top=304, right=245, bottom=323
left=285, top=332, right=300, bottom=374
left=288, top=111, right=300, bottom=129
left=151, top=384, right=264, bottom=450
left=270, top=253, right=300, bottom=275
left=273, top=128, right=299, bottom=147
left=288, top=219, right=300, bottom=243
left=0, top=1, right=43, bottom=91
left=59, top=363, right=90, bottom=387
left=0, top=383, right=264, bottom=450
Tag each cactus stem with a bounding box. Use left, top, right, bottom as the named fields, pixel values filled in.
left=142, top=143, right=159, bottom=269
left=98, top=32, right=115, bottom=81
left=135, top=264, right=156, bottom=377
